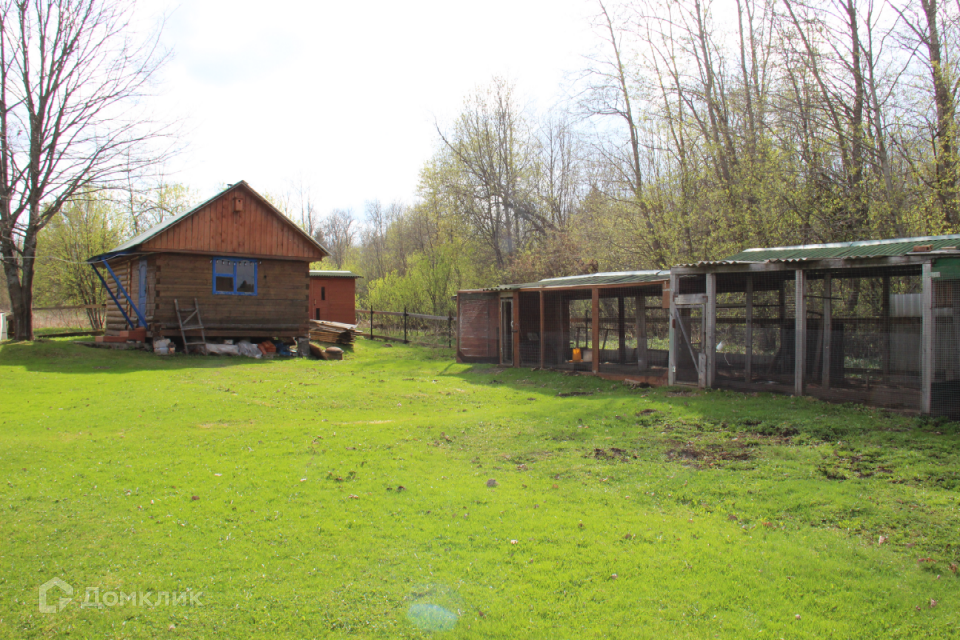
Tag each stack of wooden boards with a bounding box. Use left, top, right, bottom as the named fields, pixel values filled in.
left=96, top=327, right=146, bottom=343
left=308, top=319, right=356, bottom=345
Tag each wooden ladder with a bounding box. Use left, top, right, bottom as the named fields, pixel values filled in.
left=175, top=298, right=207, bottom=353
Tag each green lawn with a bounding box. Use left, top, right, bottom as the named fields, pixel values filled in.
left=1, top=338, right=958, bottom=638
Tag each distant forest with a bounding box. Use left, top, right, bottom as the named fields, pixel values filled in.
left=26, top=0, right=960, bottom=319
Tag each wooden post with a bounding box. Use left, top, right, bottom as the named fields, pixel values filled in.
left=705, top=273, right=717, bottom=388
left=448, top=313, right=453, bottom=349
left=539, top=290, right=545, bottom=369
left=499, top=299, right=505, bottom=367
left=668, top=274, right=678, bottom=385
left=745, top=275, right=753, bottom=384
left=795, top=270, right=807, bottom=396
left=513, top=291, right=521, bottom=368
left=636, top=294, right=647, bottom=371
left=617, top=295, right=626, bottom=365
left=822, top=273, right=833, bottom=390
left=953, top=281, right=960, bottom=381
left=370, top=307, right=374, bottom=341
left=779, top=278, right=786, bottom=362
left=591, top=287, right=600, bottom=375
left=921, top=262, right=934, bottom=414
left=561, top=296, right=570, bottom=362
left=881, top=275, right=891, bottom=380
left=403, top=307, right=408, bottom=344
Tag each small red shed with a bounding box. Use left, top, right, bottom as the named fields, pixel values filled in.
left=309, top=271, right=360, bottom=324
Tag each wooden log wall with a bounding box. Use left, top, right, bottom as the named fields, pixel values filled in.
left=103, top=257, right=145, bottom=334
left=149, top=254, right=309, bottom=338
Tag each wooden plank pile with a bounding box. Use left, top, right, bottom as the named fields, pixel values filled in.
left=309, top=319, right=356, bottom=345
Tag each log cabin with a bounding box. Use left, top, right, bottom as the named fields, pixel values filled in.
left=87, top=181, right=328, bottom=342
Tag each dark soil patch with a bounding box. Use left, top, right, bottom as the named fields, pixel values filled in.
left=667, top=443, right=753, bottom=468
left=589, top=447, right=635, bottom=461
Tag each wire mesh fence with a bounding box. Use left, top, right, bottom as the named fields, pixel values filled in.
left=358, top=308, right=455, bottom=349
left=512, top=285, right=667, bottom=375
left=712, top=272, right=797, bottom=393
left=804, top=268, right=922, bottom=411
left=934, top=277, right=960, bottom=419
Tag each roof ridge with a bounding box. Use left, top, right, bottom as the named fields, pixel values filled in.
left=539, top=269, right=666, bottom=282
left=740, top=233, right=960, bottom=254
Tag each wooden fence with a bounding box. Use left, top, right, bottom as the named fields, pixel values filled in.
left=357, top=308, right=455, bottom=348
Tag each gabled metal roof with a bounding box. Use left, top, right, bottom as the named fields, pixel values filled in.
left=680, top=233, right=960, bottom=267
left=497, top=270, right=668, bottom=291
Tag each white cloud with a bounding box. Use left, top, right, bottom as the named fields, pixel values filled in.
left=144, top=0, right=598, bottom=217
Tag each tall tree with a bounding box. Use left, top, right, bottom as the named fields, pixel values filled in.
left=892, top=0, right=960, bottom=227
left=436, top=78, right=550, bottom=267
left=0, top=0, right=170, bottom=340
left=34, top=191, right=126, bottom=328
left=319, top=208, right=356, bottom=269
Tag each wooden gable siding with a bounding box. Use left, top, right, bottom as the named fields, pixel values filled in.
left=140, top=186, right=323, bottom=260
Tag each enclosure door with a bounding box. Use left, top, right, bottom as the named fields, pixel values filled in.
left=674, top=304, right=706, bottom=386
left=500, top=299, right=514, bottom=365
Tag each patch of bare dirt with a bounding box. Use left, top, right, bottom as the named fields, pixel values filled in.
left=667, top=443, right=753, bottom=468
left=588, top=447, right=636, bottom=461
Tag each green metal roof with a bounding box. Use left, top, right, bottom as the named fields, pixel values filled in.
left=721, top=233, right=960, bottom=263
left=498, top=270, right=668, bottom=291
left=309, top=270, right=361, bottom=279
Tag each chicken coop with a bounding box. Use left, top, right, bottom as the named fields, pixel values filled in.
left=668, top=234, right=960, bottom=418
left=458, top=271, right=670, bottom=381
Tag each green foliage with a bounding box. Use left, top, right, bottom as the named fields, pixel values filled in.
left=365, top=244, right=480, bottom=316
left=1, top=340, right=959, bottom=638
left=34, top=194, right=128, bottom=310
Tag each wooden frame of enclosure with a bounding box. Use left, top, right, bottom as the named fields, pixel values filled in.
left=669, top=251, right=959, bottom=416
left=457, top=272, right=669, bottom=381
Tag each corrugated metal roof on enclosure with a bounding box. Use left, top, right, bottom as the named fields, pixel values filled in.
left=717, top=233, right=960, bottom=264
left=497, top=270, right=668, bottom=290
left=309, top=270, right=362, bottom=279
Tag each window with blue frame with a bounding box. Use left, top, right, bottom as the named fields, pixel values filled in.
left=213, top=258, right=258, bottom=295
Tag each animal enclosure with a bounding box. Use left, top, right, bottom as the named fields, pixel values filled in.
left=458, top=272, right=669, bottom=381
left=670, top=236, right=960, bottom=418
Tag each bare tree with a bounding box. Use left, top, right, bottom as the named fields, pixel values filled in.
left=579, top=0, right=667, bottom=267
left=284, top=177, right=320, bottom=237
left=0, top=0, right=172, bottom=340
left=436, top=78, right=550, bottom=267
left=891, top=0, right=960, bottom=226
left=319, top=208, right=356, bottom=269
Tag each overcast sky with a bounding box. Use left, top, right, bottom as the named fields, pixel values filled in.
left=144, top=0, right=600, bottom=219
